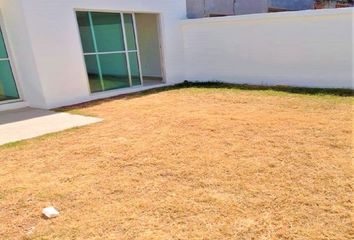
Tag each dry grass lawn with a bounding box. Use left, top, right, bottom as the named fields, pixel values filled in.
left=0, top=85, right=353, bottom=240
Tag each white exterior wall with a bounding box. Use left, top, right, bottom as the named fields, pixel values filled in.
left=182, top=8, right=354, bottom=89
left=0, top=0, right=186, bottom=109
left=0, top=0, right=46, bottom=111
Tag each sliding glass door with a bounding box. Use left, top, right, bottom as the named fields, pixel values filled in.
left=0, top=28, right=19, bottom=103
left=76, top=11, right=142, bottom=93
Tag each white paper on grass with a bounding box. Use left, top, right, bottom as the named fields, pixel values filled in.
left=42, top=206, right=59, bottom=218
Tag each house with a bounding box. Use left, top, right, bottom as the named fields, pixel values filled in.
left=0, top=0, right=352, bottom=112
left=0, top=0, right=186, bottom=111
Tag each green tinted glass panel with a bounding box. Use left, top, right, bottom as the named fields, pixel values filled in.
left=99, top=53, right=129, bottom=90
left=84, top=55, right=103, bottom=93
left=129, top=52, right=141, bottom=86
left=123, top=14, right=137, bottom=50
left=0, top=30, right=8, bottom=58
left=77, top=11, right=144, bottom=93
left=92, top=12, right=125, bottom=52
left=76, top=12, right=95, bottom=53
left=0, top=60, right=19, bottom=101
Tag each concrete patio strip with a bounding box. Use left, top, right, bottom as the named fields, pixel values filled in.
left=0, top=107, right=102, bottom=145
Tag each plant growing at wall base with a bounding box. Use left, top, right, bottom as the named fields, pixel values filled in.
left=315, top=0, right=354, bottom=8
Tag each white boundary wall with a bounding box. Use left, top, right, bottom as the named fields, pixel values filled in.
left=182, top=8, right=354, bottom=89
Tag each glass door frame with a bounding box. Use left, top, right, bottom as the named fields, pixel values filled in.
left=0, top=15, right=23, bottom=105
left=75, top=10, right=144, bottom=94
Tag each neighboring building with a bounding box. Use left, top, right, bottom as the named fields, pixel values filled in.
left=186, top=0, right=318, bottom=18
left=186, top=0, right=235, bottom=18
left=269, top=0, right=314, bottom=11
left=235, top=0, right=269, bottom=15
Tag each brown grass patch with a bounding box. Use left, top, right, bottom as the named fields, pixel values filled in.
left=0, top=86, right=353, bottom=239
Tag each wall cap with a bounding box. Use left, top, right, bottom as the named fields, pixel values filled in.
left=181, top=7, right=354, bottom=26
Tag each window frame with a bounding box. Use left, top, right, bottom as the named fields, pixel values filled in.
left=0, top=13, right=23, bottom=105
left=75, top=10, right=144, bottom=94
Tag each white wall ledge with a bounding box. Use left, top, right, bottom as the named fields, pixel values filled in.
left=0, top=101, right=28, bottom=112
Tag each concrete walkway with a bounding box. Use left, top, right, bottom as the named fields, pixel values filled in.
left=0, top=108, right=102, bottom=145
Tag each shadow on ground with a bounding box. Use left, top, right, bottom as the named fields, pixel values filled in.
left=58, top=81, right=354, bottom=112
left=178, top=81, right=354, bottom=97
left=0, top=108, right=56, bottom=125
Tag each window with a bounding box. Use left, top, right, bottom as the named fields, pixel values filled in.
left=76, top=11, right=142, bottom=93
left=0, top=28, right=19, bottom=103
